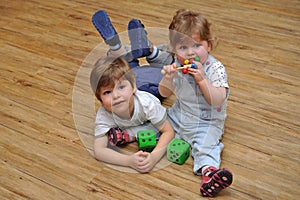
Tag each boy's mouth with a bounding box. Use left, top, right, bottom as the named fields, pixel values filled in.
left=112, top=100, right=125, bottom=107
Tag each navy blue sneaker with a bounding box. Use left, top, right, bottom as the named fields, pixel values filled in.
left=128, top=19, right=151, bottom=59
left=92, top=10, right=121, bottom=49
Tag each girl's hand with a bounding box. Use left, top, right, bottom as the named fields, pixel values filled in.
left=161, top=63, right=177, bottom=80
left=159, top=63, right=177, bottom=97
left=188, top=61, right=206, bottom=84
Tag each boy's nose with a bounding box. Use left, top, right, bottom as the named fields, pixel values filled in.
left=112, top=89, right=120, bottom=98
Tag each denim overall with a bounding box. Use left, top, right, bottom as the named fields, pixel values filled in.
left=167, top=55, right=229, bottom=174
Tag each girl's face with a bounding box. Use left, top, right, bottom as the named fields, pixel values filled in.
left=175, top=33, right=211, bottom=65
left=100, top=79, right=136, bottom=119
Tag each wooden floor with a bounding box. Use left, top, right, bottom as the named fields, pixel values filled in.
left=1, top=0, right=299, bottom=199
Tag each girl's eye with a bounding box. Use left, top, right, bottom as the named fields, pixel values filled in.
left=194, top=43, right=201, bottom=48
left=179, top=45, right=187, bottom=50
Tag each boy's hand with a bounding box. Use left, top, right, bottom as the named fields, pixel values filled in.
left=129, top=151, right=154, bottom=173
left=135, top=151, right=156, bottom=173
left=129, top=151, right=147, bottom=171
left=129, top=151, right=157, bottom=173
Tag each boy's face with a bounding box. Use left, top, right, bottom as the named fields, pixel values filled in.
left=175, top=33, right=211, bottom=65
left=99, top=79, right=136, bottom=119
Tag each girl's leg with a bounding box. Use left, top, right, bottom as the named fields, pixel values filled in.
left=192, top=125, right=224, bottom=173
left=200, top=166, right=233, bottom=197
left=190, top=126, right=233, bottom=197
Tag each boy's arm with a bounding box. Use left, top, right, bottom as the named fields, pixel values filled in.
left=94, top=135, right=144, bottom=170
left=134, top=119, right=174, bottom=173
left=94, top=136, right=129, bottom=165
left=151, top=120, right=174, bottom=162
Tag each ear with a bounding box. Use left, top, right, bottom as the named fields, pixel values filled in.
left=132, top=80, right=137, bottom=94
left=96, top=90, right=103, bottom=103
left=207, top=41, right=212, bottom=52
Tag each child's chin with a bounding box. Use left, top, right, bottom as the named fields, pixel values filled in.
left=112, top=108, right=130, bottom=117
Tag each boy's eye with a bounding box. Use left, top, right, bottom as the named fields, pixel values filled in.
left=179, top=46, right=187, bottom=50
left=103, top=90, right=111, bottom=95
left=118, top=85, right=126, bottom=90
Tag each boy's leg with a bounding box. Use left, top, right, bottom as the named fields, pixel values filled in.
left=146, top=44, right=175, bottom=67
left=128, top=19, right=152, bottom=59
left=131, top=65, right=165, bottom=101
left=128, top=18, right=174, bottom=67
left=127, top=19, right=164, bottom=100
left=92, top=10, right=140, bottom=67
left=138, top=83, right=164, bottom=101
left=92, top=10, right=122, bottom=51
left=128, top=19, right=166, bottom=63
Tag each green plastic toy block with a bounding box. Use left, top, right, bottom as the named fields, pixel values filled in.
left=137, top=130, right=157, bottom=152
left=167, top=138, right=190, bottom=164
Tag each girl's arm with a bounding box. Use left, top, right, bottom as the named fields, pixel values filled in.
left=188, top=63, right=227, bottom=106
left=158, top=64, right=177, bottom=97
left=197, top=79, right=226, bottom=106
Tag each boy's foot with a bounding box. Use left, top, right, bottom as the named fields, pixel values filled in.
left=128, top=19, right=151, bottom=59
left=92, top=10, right=121, bottom=49
left=200, top=166, right=233, bottom=197
left=107, top=128, right=135, bottom=146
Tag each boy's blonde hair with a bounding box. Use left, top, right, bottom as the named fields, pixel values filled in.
left=90, top=56, right=136, bottom=101
left=168, top=9, right=217, bottom=52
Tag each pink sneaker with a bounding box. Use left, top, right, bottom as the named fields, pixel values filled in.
left=200, top=166, right=233, bottom=197
left=107, top=128, right=135, bottom=146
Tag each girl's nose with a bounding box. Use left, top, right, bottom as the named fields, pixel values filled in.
left=187, top=47, right=195, bottom=55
